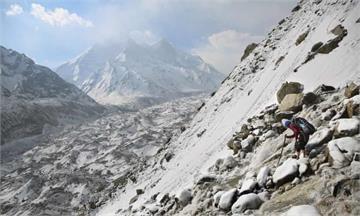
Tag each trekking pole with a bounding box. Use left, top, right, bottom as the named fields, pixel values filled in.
left=277, top=136, right=286, bottom=167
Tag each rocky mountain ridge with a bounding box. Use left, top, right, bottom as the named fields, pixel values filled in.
left=0, top=46, right=104, bottom=148
left=95, top=0, right=360, bottom=215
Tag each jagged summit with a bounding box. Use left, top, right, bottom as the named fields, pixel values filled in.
left=56, top=39, right=224, bottom=107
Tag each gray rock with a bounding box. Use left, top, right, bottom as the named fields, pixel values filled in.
left=177, top=189, right=192, bottom=206
left=231, top=193, right=263, bottom=214
left=334, top=118, right=360, bottom=138
left=239, top=178, right=257, bottom=195
left=257, top=166, right=271, bottom=187
left=213, top=191, right=225, bottom=207
left=219, top=188, right=238, bottom=210
left=273, top=158, right=299, bottom=185
left=306, top=127, right=333, bottom=151
left=328, top=137, right=360, bottom=168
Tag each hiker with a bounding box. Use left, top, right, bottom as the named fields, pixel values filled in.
left=281, top=117, right=315, bottom=159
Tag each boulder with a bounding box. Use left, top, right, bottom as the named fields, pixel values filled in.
left=344, top=82, right=359, bottom=98
left=219, top=188, right=238, bottom=210
left=273, top=158, right=299, bottom=186
left=241, top=135, right=256, bottom=153
left=305, top=128, right=333, bottom=151
left=239, top=178, right=257, bottom=195
left=334, top=118, right=360, bottom=138
left=231, top=193, right=263, bottom=214
left=302, top=92, right=318, bottom=106
left=256, top=166, right=271, bottom=187
left=177, top=189, right=192, bottom=206
left=213, top=191, right=225, bottom=207
left=328, top=137, right=360, bottom=168
left=281, top=205, right=321, bottom=216
left=279, top=93, right=304, bottom=112
left=277, top=82, right=304, bottom=104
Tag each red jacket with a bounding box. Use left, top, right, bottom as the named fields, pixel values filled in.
left=288, top=123, right=301, bottom=141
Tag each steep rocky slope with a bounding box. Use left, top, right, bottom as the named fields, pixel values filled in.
left=0, top=46, right=104, bottom=154
left=0, top=95, right=203, bottom=215
left=56, top=39, right=224, bottom=107
left=96, top=0, right=360, bottom=215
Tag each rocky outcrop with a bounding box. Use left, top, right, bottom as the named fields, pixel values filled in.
left=241, top=43, right=258, bottom=61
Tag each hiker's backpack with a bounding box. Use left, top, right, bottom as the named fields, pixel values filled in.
left=292, top=117, right=316, bottom=135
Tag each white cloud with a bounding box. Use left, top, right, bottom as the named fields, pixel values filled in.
left=6, top=4, right=23, bottom=16
left=192, top=30, right=263, bottom=74
left=129, top=30, right=160, bottom=45
left=30, top=3, right=93, bottom=27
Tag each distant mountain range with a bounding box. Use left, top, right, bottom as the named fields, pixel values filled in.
left=0, top=46, right=103, bottom=145
left=56, top=39, right=224, bottom=107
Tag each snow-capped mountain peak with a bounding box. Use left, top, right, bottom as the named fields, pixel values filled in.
left=56, top=39, right=225, bottom=107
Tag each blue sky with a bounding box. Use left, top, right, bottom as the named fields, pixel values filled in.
left=1, top=0, right=296, bottom=73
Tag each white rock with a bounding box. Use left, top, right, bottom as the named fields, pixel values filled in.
left=281, top=205, right=321, bottom=216
left=147, top=204, right=159, bottom=214
left=306, top=128, right=333, bottom=151
left=239, top=178, right=257, bottom=194
left=273, top=158, right=299, bottom=185
left=328, top=137, right=360, bottom=168
left=298, top=158, right=309, bottom=176
left=177, top=189, right=192, bottom=206
left=213, top=191, right=225, bottom=207
left=256, top=166, right=271, bottom=187
left=231, top=193, right=263, bottom=214
left=219, top=188, right=238, bottom=210
left=253, top=129, right=261, bottom=136
left=335, top=118, right=360, bottom=137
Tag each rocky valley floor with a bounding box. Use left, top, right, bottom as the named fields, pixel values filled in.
left=0, top=95, right=204, bottom=216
